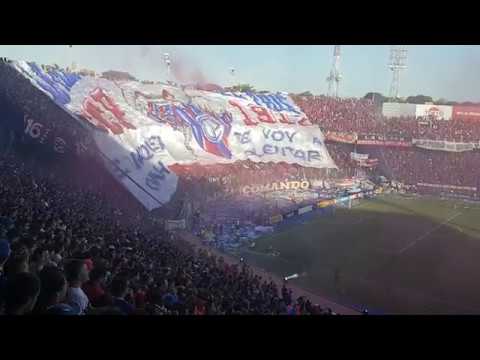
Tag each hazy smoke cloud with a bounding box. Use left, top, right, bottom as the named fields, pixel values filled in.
left=134, top=46, right=211, bottom=85
left=170, top=52, right=209, bottom=85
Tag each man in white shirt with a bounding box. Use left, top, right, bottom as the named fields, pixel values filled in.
left=65, top=259, right=90, bottom=315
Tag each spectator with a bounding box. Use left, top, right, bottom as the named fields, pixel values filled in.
left=34, top=266, right=79, bottom=315
left=109, top=276, right=135, bottom=315
left=82, top=266, right=107, bottom=307
left=4, top=272, right=41, bottom=315
left=64, top=259, right=90, bottom=315
left=29, top=248, right=48, bottom=276
left=145, top=288, right=169, bottom=315
left=193, top=297, right=207, bottom=315
left=20, top=237, right=38, bottom=257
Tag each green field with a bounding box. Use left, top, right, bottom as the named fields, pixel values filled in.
left=238, top=195, right=480, bottom=314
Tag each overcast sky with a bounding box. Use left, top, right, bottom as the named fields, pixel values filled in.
left=1, top=45, right=479, bottom=102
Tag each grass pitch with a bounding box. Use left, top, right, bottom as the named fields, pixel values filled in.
left=239, top=195, right=480, bottom=314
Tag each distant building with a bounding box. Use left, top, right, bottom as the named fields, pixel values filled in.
left=195, top=83, right=224, bottom=92
left=78, top=68, right=96, bottom=77
left=101, top=70, right=137, bottom=82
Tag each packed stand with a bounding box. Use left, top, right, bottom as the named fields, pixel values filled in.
left=293, top=96, right=480, bottom=197
left=363, top=146, right=480, bottom=197
left=293, top=95, right=380, bottom=134
left=0, top=153, right=335, bottom=315
left=293, top=95, right=480, bottom=143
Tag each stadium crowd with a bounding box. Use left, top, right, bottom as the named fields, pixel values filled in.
left=0, top=153, right=334, bottom=315
left=363, top=146, right=480, bottom=194
left=292, top=96, right=480, bottom=197
left=293, top=95, right=379, bottom=134
left=2, top=58, right=480, bottom=316
left=294, top=95, right=480, bottom=143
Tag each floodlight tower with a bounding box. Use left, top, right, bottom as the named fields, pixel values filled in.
left=229, top=67, right=236, bottom=87
left=388, top=46, right=408, bottom=99
left=66, top=45, right=74, bottom=72
left=163, top=52, right=171, bottom=81
left=326, top=45, right=342, bottom=97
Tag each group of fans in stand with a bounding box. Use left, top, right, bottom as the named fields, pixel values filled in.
left=295, top=95, right=480, bottom=197
left=294, top=94, right=480, bottom=143
left=0, top=152, right=335, bottom=315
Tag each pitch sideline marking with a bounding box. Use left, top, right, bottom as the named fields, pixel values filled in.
left=397, top=211, right=463, bottom=255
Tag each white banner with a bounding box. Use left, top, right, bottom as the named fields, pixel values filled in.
left=12, top=61, right=336, bottom=210
left=350, top=152, right=369, bottom=161
left=165, top=219, right=186, bottom=231
left=415, top=104, right=453, bottom=121
left=412, top=138, right=475, bottom=152
left=417, top=182, right=476, bottom=192
left=298, top=205, right=313, bottom=214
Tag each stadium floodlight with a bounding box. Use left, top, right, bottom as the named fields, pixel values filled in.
left=163, top=52, right=171, bottom=79
left=229, top=67, right=236, bottom=87
left=326, top=45, right=342, bottom=98
left=388, top=46, right=408, bottom=99
left=66, top=45, right=74, bottom=73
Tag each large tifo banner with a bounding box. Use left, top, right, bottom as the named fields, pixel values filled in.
left=12, top=61, right=336, bottom=210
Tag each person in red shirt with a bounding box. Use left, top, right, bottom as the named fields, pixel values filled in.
left=134, top=286, right=147, bottom=310
left=84, top=258, right=94, bottom=273
left=193, top=297, right=207, bottom=315
left=82, top=266, right=107, bottom=307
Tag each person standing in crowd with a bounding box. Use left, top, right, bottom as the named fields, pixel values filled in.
left=193, top=296, right=207, bottom=315
left=33, top=266, right=80, bottom=315
left=64, top=259, right=90, bottom=315
left=109, top=276, right=135, bottom=315
left=3, top=272, right=41, bottom=315
left=29, top=248, right=48, bottom=276
left=82, top=266, right=107, bottom=307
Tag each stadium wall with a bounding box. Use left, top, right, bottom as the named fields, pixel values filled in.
left=382, top=102, right=417, bottom=118
left=269, top=189, right=375, bottom=226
